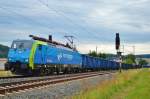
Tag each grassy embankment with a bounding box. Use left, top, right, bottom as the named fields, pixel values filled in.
left=0, top=70, right=14, bottom=77
left=73, top=68, right=150, bottom=99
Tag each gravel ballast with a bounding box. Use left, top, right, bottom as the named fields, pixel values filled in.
left=0, top=73, right=115, bottom=99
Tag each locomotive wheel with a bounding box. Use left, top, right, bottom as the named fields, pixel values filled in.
left=63, top=68, right=68, bottom=74
left=45, top=69, right=49, bottom=75
left=56, top=68, right=59, bottom=75
left=48, top=68, right=54, bottom=74
left=10, top=67, right=15, bottom=73
left=40, top=68, right=45, bottom=76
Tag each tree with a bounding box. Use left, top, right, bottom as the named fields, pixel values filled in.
left=98, top=53, right=106, bottom=59
left=123, top=54, right=136, bottom=64
left=88, top=51, right=97, bottom=57
left=138, top=59, right=148, bottom=67
left=88, top=51, right=107, bottom=59
left=0, top=44, right=9, bottom=58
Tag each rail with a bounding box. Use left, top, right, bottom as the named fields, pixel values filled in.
left=0, top=71, right=114, bottom=95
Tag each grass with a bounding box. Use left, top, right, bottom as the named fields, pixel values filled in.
left=72, top=69, right=150, bottom=99
left=0, top=70, right=14, bottom=77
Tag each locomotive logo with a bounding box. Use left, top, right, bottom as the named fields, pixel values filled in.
left=57, top=54, right=63, bottom=61
left=63, top=54, right=73, bottom=60
left=47, top=59, right=52, bottom=63
left=57, top=53, right=73, bottom=61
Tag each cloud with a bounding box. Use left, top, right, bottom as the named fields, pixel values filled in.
left=0, top=0, right=150, bottom=54
left=78, top=42, right=150, bottom=55
left=87, top=0, right=150, bottom=33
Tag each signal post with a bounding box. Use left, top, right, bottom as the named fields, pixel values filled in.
left=115, top=33, right=122, bottom=73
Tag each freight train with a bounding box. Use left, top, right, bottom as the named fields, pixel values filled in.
left=5, top=35, right=139, bottom=75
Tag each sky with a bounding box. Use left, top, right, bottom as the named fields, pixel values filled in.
left=0, top=0, right=150, bottom=54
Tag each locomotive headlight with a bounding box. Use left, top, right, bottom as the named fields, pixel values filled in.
left=25, top=59, right=29, bottom=62
left=9, top=58, right=12, bottom=61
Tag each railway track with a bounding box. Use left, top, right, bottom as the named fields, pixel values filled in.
left=0, top=75, right=30, bottom=79
left=0, top=71, right=114, bottom=96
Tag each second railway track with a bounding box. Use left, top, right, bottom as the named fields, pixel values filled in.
left=0, top=71, right=114, bottom=96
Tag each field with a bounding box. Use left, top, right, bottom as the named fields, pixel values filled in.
left=0, top=70, right=14, bottom=77
left=73, top=68, right=150, bottom=99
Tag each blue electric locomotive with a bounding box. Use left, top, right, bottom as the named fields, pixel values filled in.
left=5, top=35, right=82, bottom=75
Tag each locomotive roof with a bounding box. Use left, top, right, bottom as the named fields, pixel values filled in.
left=13, top=39, right=78, bottom=52
left=13, top=39, right=34, bottom=42
left=48, top=42, right=76, bottom=52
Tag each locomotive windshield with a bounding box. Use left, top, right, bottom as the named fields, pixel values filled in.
left=11, top=40, right=33, bottom=49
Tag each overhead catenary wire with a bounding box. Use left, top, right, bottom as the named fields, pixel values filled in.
left=0, top=5, right=78, bottom=48
left=0, top=6, right=69, bottom=39
left=0, top=1, right=111, bottom=44
left=36, top=0, right=115, bottom=53
left=36, top=0, right=108, bottom=43
left=0, top=6, right=61, bottom=38
left=0, top=6, right=79, bottom=49
left=34, top=1, right=88, bottom=45
left=0, top=7, right=42, bottom=27
left=0, top=1, right=116, bottom=53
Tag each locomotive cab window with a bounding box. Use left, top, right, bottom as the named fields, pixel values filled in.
left=11, top=40, right=33, bottom=49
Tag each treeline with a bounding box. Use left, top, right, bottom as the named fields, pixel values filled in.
left=123, top=54, right=148, bottom=66
left=0, top=44, right=9, bottom=58
left=88, top=51, right=148, bottom=66
left=88, top=51, right=115, bottom=59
